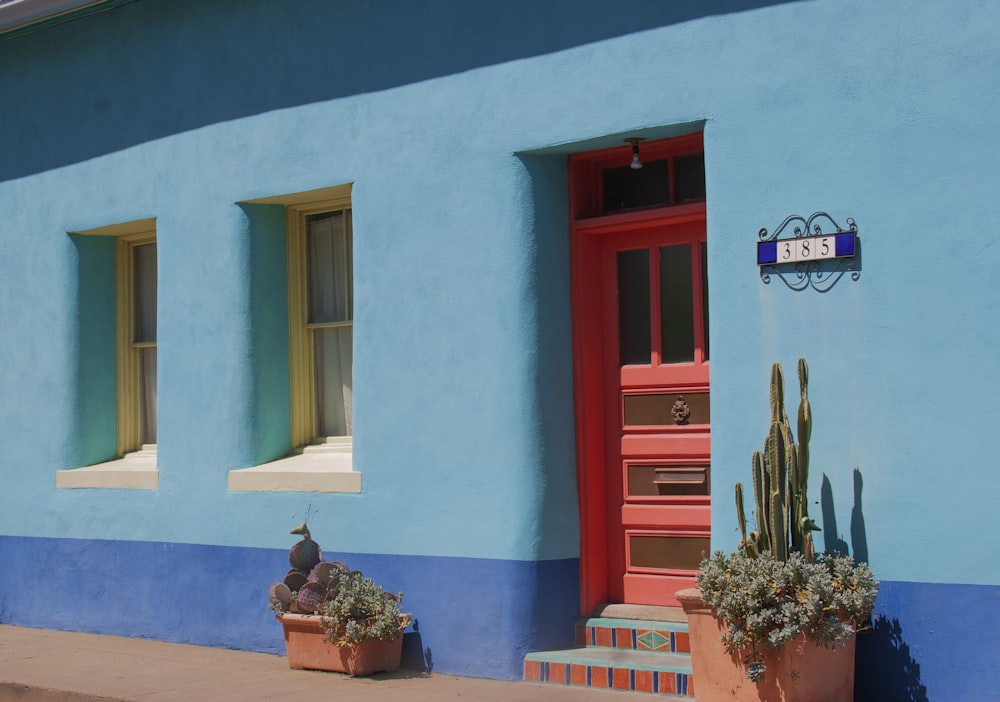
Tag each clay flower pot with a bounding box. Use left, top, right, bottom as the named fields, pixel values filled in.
left=676, top=588, right=856, bottom=702
left=278, top=613, right=404, bottom=676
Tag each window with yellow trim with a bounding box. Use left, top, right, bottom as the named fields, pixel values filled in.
left=287, top=197, right=353, bottom=449
left=227, top=185, right=359, bottom=493
left=117, top=233, right=157, bottom=454
left=57, top=219, right=158, bottom=490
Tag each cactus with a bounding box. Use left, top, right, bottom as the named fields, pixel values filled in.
left=735, top=482, right=747, bottom=545
left=296, top=581, right=328, bottom=613
left=268, top=582, right=291, bottom=609
left=266, top=509, right=402, bottom=627
left=309, top=562, right=337, bottom=585
left=289, top=522, right=322, bottom=572
left=736, top=359, right=821, bottom=562
left=269, top=513, right=363, bottom=615
left=283, top=568, right=308, bottom=592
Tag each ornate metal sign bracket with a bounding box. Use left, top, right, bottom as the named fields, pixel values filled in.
left=757, top=212, right=860, bottom=292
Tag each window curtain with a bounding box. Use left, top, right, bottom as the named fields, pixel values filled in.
left=133, top=242, right=157, bottom=445
left=307, top=212, right=353, bottom=437
left=139, top=347, right=157, bottom=444
left=314, top=327, right=352, bottom=437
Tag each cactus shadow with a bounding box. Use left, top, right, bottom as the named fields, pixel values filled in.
left=850, top=468, right=869, bottom=564
left=399, top=620, right=433, bottom=674
left=822, top=469, right=926, bottom=700
left=855, top=615, right=929, bottom=702
left=820, top=474, right=850, bottom=556
left=819, top=467, right=868, bottom=563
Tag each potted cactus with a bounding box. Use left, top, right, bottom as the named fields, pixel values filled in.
left=268, top=521, right=412, bottom=676
left=676, top=359, right=877, bottom=702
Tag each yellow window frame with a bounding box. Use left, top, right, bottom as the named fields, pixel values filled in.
left=116, top=230, right=156, bottom=456
left=286, top=191, right=353, bottom=449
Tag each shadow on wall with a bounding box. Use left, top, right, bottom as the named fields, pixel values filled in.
left=400, top=620, right=433, bottom=674
left=2, top=0, right=802, bottom=181
left=820, top=468, right=868, bottom=564
left=821, top=469, right=928, bottom=701
left=855, top=616, right=930, bottom=702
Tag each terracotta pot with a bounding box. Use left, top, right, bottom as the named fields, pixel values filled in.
left=676, top=588, right=856, bottom=702
left=278, top=613, right=404, bottom=676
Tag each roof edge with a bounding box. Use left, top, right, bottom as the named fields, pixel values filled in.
left=0, top=0, right=132, bottom=42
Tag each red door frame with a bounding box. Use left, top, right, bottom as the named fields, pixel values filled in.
left=568, top=132, right=708, bottom=614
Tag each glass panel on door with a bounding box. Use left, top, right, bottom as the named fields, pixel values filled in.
left=659, top=244, right=694, bottom=364
left=616, top=248, right=650, bottom=365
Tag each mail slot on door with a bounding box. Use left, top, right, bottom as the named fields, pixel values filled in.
left=628, top=465, right=710, bottom=497
left=653, top=466, right=706, bottom=485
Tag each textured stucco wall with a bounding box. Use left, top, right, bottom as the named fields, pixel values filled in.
left=1, top=0, right=999, bottom=692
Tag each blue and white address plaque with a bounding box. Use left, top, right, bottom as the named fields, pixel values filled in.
left=757, top=230, right=856, bottom=266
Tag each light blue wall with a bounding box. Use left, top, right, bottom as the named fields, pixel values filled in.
left=2, top=0, right=999, bottom=691
left=703, top=2, right=1000, bottom=588
left=67, top=234, right=117, bottom=466
left=0, top=0, right=589, bottom=562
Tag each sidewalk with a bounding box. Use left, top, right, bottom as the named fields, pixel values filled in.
left=0, top=625, right=629, bottom=701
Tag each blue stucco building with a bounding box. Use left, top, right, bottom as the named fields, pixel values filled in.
left=1, top=1, right=998, bottom=699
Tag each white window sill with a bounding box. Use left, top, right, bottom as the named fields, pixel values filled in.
left=227, top=438, right=360, bottom=493
left=56, top=446, right=158, bottom=490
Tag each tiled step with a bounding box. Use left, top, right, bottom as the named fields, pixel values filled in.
left=577, top=617, right=690, bottom=653
left=524, top=616, right=694, bottom=696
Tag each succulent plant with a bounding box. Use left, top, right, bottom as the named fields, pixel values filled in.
left=700, top=359, right=878, bottom=683
left=697, top=549, right=877, bottom=681
left=320, top=571, right=412, bottom=647
left=268, top=516, right=411, bottom=647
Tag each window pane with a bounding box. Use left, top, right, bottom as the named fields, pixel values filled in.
left=314, top=326, right=353, bottom=437
left=307, top=211, right=352, bottom=324
left=132, top=243, right=156, bottom=343
left=674, top=152, right=706, bottom=203
left=139, top=346, right=156, bottom=444
left=617, top=248, right=651, bottom=366
left=602, top=159, right=670, bottom=212
left=659, top=244, right=694, bottom=363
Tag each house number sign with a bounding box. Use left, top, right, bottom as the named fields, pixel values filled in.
left=757, top=230, right=856, bottom=266
left=757, top=211, right=860, bottom=292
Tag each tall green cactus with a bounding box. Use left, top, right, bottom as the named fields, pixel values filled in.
left=735, top=482, right=748, bottom=544
left=735, top=359, right=821, bottom=562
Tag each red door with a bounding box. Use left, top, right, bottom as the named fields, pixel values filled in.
left=570, top=133, right=710, bottom=611
left=601, top=223, right=710, bottom=606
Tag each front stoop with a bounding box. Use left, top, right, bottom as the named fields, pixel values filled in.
left=524, top=616, right=695, bottom=697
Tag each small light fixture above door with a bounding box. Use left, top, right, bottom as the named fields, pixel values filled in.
left=625, top=137, right=646, bottom=170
